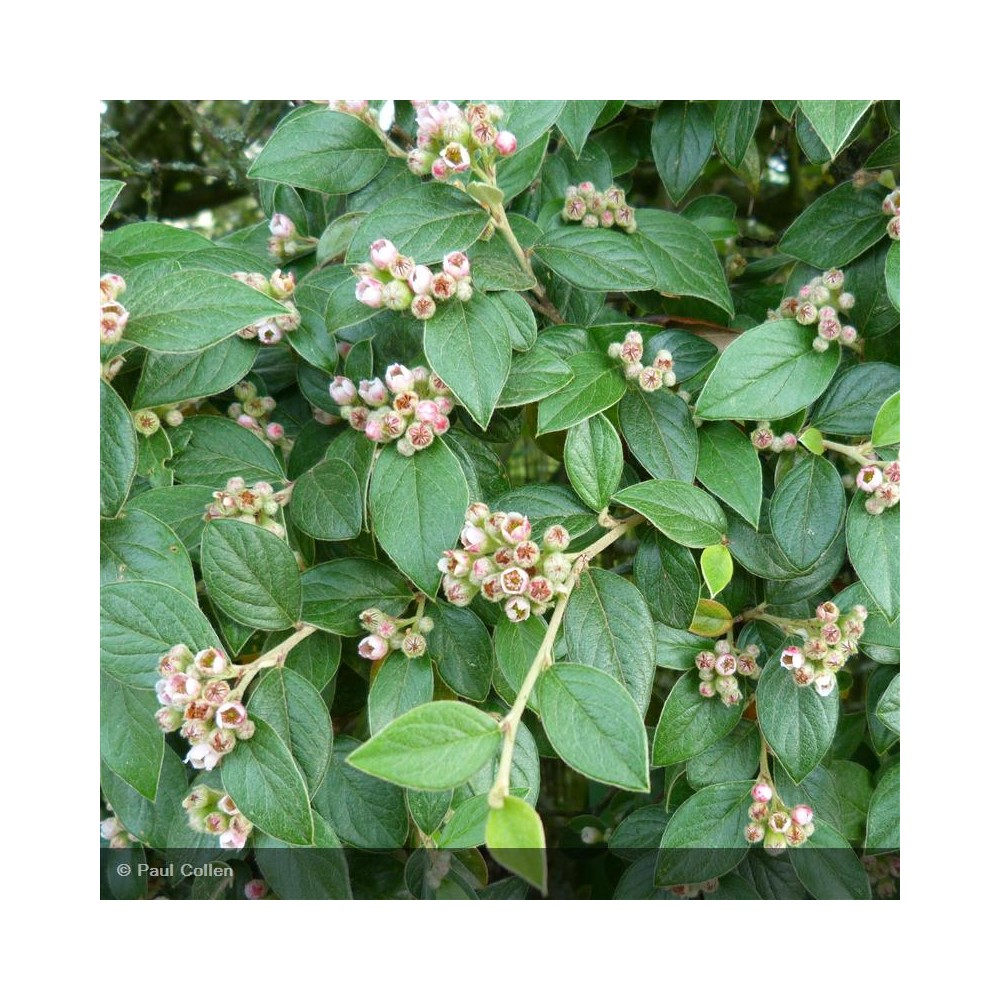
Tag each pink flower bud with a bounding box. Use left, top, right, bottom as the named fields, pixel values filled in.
left=244, top=879, right=268, bottom=900
left=444, top=577, right=477, bottom=607
left=882, top=189, right=900, bottom=216
left=751, top=782, right=773, bottom=803
left=265, top=422, right=284, bottom=442
left=415, top=400, right=440, bottom=422
left=370, top=239, right=398, bottom=270
left=407, top=421, right=434, bottom=450
left=359, top=635, right=388, bottom=661
left=388, top=254, right=415, bottom=281
left=430, top=271, right=457, bottom=300
left=269, top=213, right=295, bottom=238
left=792, top=664, right=815, bottom=687
left=495, top=131, right=517, bottom=155
left=431, top=158, right=450, bottom=180
left=443, top=251, right=471, bottom=279
left=698, top=680, right=716, bottom=698
left=501, top=513, right=532, bottom=545
left=202, top=680, right=231, bottom=705
left=100, top=273, right=127, bottom=303
left=469, top=557, right=493, bottom=583
left=887, top=216, right=900, bottom=240
left=694, top=651, right=716, bottom=672
left=504, top=596, right=531, bottom=622
left=837, top=292, right=855, bottom=310
left=437, top=549, right=470, bottom=577
left=392, top=390, right=418, bottom=416
left=411, top=294, right=437, bottom=320
left=749, top=801, right=770, bottom=822
left=440, top=141, right=471, bottom=172
left=796, top=302, right=818, bottom=325
left=780, top=646, right=805, bottom=670
left=365, top=418, right=387, bottom=443
left=542, top=524, right=570, bottom=552
left=781, top=432, right=798, bottom=450
left=543, top=552, right=572, bottom=582
left=409, top=264, right=434, bottom=294
left=791, top=804, right=813, bottom=826
left=327, top=376, right=355, bottom=406
left=816, top=600, right=839, bottom=622
left=875, top=482, right=900, bottom=506
left=155, top=707, right=184, bottom=732
left=355, top=277, right=384, bottom=309
left=820, top=623, right=842, bottom=645
left=209, top=728, right=237, bottom=756
left=653, top=350, right=674, bottom=372
left=408, top=148, right=434, bottom=175
left=493, top=547, right=514, bottom=568
left=528, top=576, right=555, bottom=604
left=194, top=647, right=229, bottom=677
left=822, top=269, right=845, bottom=290
left=715, top=653, right=738, bottom=676
left=357, top=378, right=387, bottom=407
left=750, top=425, right=774, bottom=450
left=461, top=524, right=487, bottom=553
left=857, top=466, right=883, bottom=492
left=216, top=701, right=248, bottom=730
left=385, top=364, right=415, bottom=393
left=514, top=540, right=541, bottom=567
left=620, top=337, right=643, bottom=363
left=745, top=823, right=766, bottom=843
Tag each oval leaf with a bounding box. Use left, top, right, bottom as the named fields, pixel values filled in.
left=564, top=412, right=623, bottom=511
left=652, top=671, right=744, bottom=766
left=289, top=457, right=363, bottom=541
left=769, top=454, right=845, bottom=571
left=613, top=479, right=727, bottom=548
left=485, top=796, right=547, bottom=894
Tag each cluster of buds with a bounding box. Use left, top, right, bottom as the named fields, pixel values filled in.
left=331, top=364, right=455, bottom=456
left=101, top=273, right=129, bottom=345
left=439, top=504, right=572, bottom=621
left=355, top=240, right=473, bottom=318
left=132, top=403, right=189, bottom=439
left=562, top=182, right=637, bottom=234
left=231, top=267, right=301, bottom=344
left=227, top=380, right=285, bottom=446
left=863, top=853, right=900, bottom=899
left=154, top=644, right=255, bottom=770
left=695, top=639, right=760, bottom=705
left=357, top=608, right=434, bottom=661
left=608, top=330, right=676, bottom=392
left=745, top=781, right=815, bottom=851
left=666, top=878, right=720, bottom=899
left=779, top=601, right=869, bottom=696
left=100, top=811, right=138, bottom=849
left=407, top=101, right=516, bottom=180
left=267, top=213, right=314, bottom=261
left=183, top=785, right=254, bottom=850
left=771, top=270, right=857, bottom=353
left=883, top=189, right=900, bottom=240
left=856, top=461, right=900, bottom=516
left=205, top=476, right=290, bottom=538
left=749, top=421, right=798, bottom=453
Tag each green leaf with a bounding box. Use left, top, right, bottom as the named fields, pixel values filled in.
left=223, top=715, right=314, bottom=845
left=496, top=100, right=566, bottom=146
left=254, top=826, right=352, bottom=899
left=285, top=630, right=340, bottom=692
left=485, top=797, right=547, bottom=893
left=436, top=794, right=491, bottom=849
left=696, top=319, right=840, bottom=420
left=423, top=292, right=511, bottom=429
left=557, top=100, right=607, bottom=157
left=797, top=101, right=872, bottom=159
left=619, top=388, right=698, bottom=484
left=538, top=663, right=650, bottom=791
left=866, top=664, right=899, bottom=755
left=714, top=100, right=761, bottom=168
left=846, top=492, right=900, bottom=621
left=249, top=669, right=333, bottom=797
left=656, top=781, right=752, bottom=885
left=100, top=671, right=163, bottom=800
left=126, top=485, right=215, bottom=558
left=133, top=338, right=258, bottom=408
left=779, top=183, right=887, bottom=268
left=696, top=421, right=762, bottom=527
left=700, top=544, right=733, bottom=598
left=100, top=509, right=196, bottom=600
left=789, top=819, right=872, bottom=899
left=288, top=458, right=363, bottom=541
left=347, top=184, right=488, bottom=264
left=120, top=265, right=286, bottom=353
left=536, top=352, right=627, bottom=435
left=495, top=131, right=550, bottom=203
left=563, top=569, right=657, bottom=712
left=871, top=391, right=900, bottom=447
left=564, top=413, right=623, bottom=512
left=769, top=454, right=846, bottom=571
left=369, top=651, right=434, bottom=735
left=654, top=623, right=713, bottom=669
left=201, top=520, right=302, bottom=630
left=756, top=657, right=839, bottom=782
left=100, top=382, right=138, bottom=518
left=689, top=598, right=733, bottom=638
left=425, top=603, right=493, bottom=702
left=652, top=671, right=744, bottom=766
left=100, top=750, right=188, bottom=849
left=314, top=737, right=408, bottom=848
left=810, top=363, right=900, bottom=437
left=866, top=762, right=900, bottom=850
left=829, top=759, right=874, bottom=842
left=167, top=416, right=285, bottom=487
left=100, top=580, right=219, bottom=687
left=346, top=701, right=502, bottom=791
left=369, top=442, right=469, bottom=596
left=686, top=719, right=761, bottom=789
left=885, top=241, right=900, bottom=311
left=494, top=616, right=546, bottom=713
left=100, top=179, right=126, bottom=223
left=876, top=673, right=900, bottom=735
left=634, top=532, right=700, bottom=629
left=651, top=102, right=714, bottom=203
left=613, top=479, right=727, bottom=548
left=407, top=788, right=453, bottom=836
left=300, top=558, right=412, bottom=635
left=533, top=227, right=655, bottom=292
left=101, top=222, right=212, bottom=267
left=498, top=345, right=573, bottom=408
left=492, top=290, right=538, bottom=351
left=248, top=106, right=388, bottom=194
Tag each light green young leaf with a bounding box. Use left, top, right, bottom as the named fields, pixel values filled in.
left=700, top=544, right=733, bottom=598
left=871, top=391, right=900, bottom=447
left=485, top=796, right=547, bottom=894
left=797, top=101, right=872, bottom=159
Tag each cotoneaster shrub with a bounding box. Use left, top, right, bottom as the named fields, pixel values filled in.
left=100, top=99, right=900, bottom=900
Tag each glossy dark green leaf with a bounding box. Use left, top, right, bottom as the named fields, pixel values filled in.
left=289, top=457, right=363, bottom=541
left=101, top=382, right=138, bottom=517
left=533, top=227, right=655, bottom=292
left=134, top=338, right=258, bottom=408
left=425, top=602, right=493, bottom=702
left=634, top=532, right=701, bottom=629
left=498, top=345, right=573, bottom=408
left=564, top=413, right=623, bottom=512
left=493, top=616, right=546, bottom=713
left=652, top=671, right=744, bottom=766
left=789, top=819, right=872, bottom=899
left=619, top=388, right=698, bottom=484
left=769, top=454, right=845, bottom=571
left=100, top=179, right=125, bottom=223
left=100, top=671, right=163, bottom=800
left=686, top=719, right=761, bottom=789
left=651, top=102, right=714, bottom=203
left=886, top=241, right=900, bottom=311
left=369, top=651, right=434, bottom=734
left=810, top=363, right=900, bottom=437
left=100, top=509, right=196, bottom=600
left=557, top=100, right=608, bottom=157
left=714, top=100, right=761, bottom=168
left=536, top=352, right=627, bottom=435
left=696, top=421, right=762, bottom=527
left=866, top=762, right=900, bottom=851
left=875, top=673, right=900, bottom=735
left=300, top=558, right=412, bottom=635
left=846, top=492, right=900, bottom=621
left=797, top=101, right=872, bottom=159
left=167, top=416, right=285, bottom=487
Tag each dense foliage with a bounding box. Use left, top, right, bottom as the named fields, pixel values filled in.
left=100, top=99, right=900, bottom=900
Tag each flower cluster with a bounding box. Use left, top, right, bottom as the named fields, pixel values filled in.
left=183, top=785, right=254, bottom=850
left=407, top=101, right=516, bottom=180
left=330, top=364, right=455, bottom=456
left=666, top=878, right=720, bottom=899
left=357, top=608, right=435, bottom=661
left=749, top=421, right=798, bottom=453
left=153, top=644, right=255, bottom=770
left=100, top=811, right=138, bottom=849
left=227, top=380, right=284, bottom=446
left=779, top=601, right=868, bottom=696
left=608, top=330, right=676, bottom=392
left=439, top=504, right=572, bottom=621
left=883, top=189, right=900, bottom=240
left=771, top=269, right=857, bottom=353
left=864, top=853, right=900, bottom=899
left=231, top=268, right=301, bottom=344
left=856, top=461, right=900, bottom=516
left=205, top=476, right=290, bottom=538
left=354, top=240, right=473, bottom=318
left=744, top=781, right=815, bottom=851
left=562, top=182, right=637, bottom=233
left=695, top=639, right=760, bottom=705
left=267, top=213, right=313, bottom=261
left=101, top=274, right=130, bottom=346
